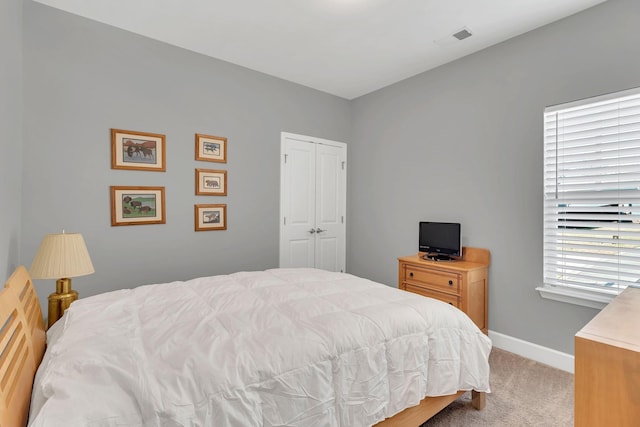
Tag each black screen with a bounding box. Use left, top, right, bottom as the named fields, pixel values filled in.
left=419, top=222, right=461, bottom=256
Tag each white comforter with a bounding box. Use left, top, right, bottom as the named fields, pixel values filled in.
left=29, top=268, right=491, bottom=427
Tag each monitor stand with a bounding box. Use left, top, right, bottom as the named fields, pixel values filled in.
left=423, top=253, right=454, bottom=262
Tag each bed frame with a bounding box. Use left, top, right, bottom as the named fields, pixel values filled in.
left=0, top=266, right=483, bottom=427
left=1, top=266, right=46, bottom=427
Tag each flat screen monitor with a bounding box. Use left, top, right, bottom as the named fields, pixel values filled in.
left=419, top=222, right=461, bottom=260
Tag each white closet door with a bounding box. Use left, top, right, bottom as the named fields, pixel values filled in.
left=279, top=133, right=346, bottom=271
left=279, top=138, right=316, bottom=268
left=315, top=143, right=345, bottom=272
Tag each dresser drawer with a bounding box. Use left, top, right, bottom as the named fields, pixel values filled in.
left=403, top=265, right=460, bottom=294
left=404, top=283, right=461, bottom=308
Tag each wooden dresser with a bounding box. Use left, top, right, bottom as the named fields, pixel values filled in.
left=575, top=287, right=640, bottom=426
left=398, top=247, right=490, bottom=334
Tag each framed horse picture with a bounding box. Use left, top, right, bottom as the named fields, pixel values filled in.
left=195, top=168, right=227, bottom=196
left=195, top=133, right=227, bottom=163
left=111, top=129, right=166, bottom=172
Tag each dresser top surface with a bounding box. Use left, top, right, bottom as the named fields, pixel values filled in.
left=576, top=287, right=640, bottom=351
left=398, top=254, right=489, bottom=272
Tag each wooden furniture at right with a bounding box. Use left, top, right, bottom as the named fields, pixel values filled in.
left=398, top=247, right=490, bottom=334
left=575, top=287, right=640, bottom=426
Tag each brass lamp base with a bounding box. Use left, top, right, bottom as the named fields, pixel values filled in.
left=47, top=277, right=78, bottom=329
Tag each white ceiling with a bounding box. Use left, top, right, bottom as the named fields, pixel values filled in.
left=34, top=0, right=607, bottom=100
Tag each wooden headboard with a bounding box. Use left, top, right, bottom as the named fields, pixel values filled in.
left=0, top=266, right=46, bottom=427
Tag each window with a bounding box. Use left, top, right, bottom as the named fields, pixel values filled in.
left=538, top=87, right=640, bottom=309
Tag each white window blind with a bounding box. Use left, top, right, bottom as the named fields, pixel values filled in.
left=543, top=87, right=640, bottom=303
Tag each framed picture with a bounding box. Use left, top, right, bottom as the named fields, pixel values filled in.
left=110, top=186, right=166, bottom=226
left=195, top=204, right=227, bottom=231
left=111, top=129, right=166, bottom=172
left=195, top=133, right=227, bottom=163
left=195, top=168, right=227, bottom=196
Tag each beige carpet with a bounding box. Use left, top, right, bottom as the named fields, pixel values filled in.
left=421, top=348, right=574, bottom=427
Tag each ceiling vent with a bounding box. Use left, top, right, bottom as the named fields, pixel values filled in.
left=434, top=27, right=473, bottom=47
left=452, top=28, right=473, bottom=41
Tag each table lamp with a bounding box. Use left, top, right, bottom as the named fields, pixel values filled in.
left=29, top=231, right=95, bottom=329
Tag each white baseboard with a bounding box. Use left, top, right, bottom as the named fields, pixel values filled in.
left=488, top=330, right=574, bottom=374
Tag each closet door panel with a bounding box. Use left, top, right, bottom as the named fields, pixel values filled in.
left=280, top=138, right=316, bottom=268
left=315, top=143, right=346, bottom=272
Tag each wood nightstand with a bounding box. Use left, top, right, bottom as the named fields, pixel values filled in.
left=398, top=247, right=490, bottom=334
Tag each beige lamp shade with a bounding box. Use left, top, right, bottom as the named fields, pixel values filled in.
left=29, top=232, right=95, bottom=279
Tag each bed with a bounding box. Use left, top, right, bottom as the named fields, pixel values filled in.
left=1, top=266, right=490, bottom=427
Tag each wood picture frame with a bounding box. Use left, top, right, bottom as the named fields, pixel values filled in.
left=194, top=204, right=227, bottom=231
left=195, top=168, right=227, bottom=196
left=195, top=133, right=227, bottom=163
left=111, top=129, right=166, bottom=172
left=110, top=186, right=166, bottom=226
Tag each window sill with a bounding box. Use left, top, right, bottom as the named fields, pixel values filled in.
left=536, top=285, right=613, bottom=310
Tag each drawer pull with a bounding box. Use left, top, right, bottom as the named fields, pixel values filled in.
left=448, top=280, right=453, bottom=285
left=409, top=272, right=414, bottom=277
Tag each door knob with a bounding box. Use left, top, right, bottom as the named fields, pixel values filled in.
left=315, top=228, right=326, bottom=233
left=309, top=228, right=316, bottom=234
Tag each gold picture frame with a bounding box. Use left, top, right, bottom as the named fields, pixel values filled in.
left=195, top=168, right=227, bottom=196
left=110, top=186, right=166, bottom=226
left=195, top=204, right=227, bottom=231
left=195, top=133, right=227, bottom=163
left=111, top=129, right=166, bottom=172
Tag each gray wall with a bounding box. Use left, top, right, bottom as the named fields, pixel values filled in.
left=0, top=0, right=23, bottom=281
left=21, top=2, right=351, bottom=309
left=348, top=0, right=640, bottom=354
left=14, top=0, right=639, bottom=355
